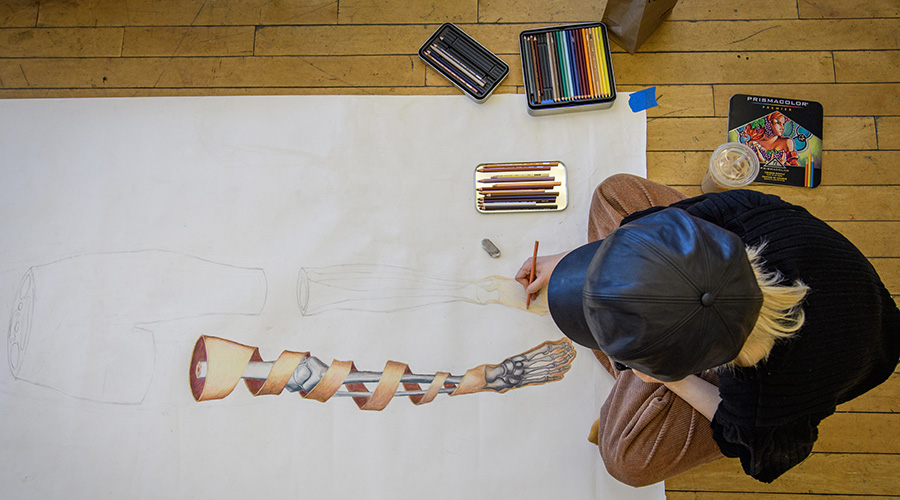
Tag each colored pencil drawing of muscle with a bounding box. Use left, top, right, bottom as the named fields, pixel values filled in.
left=190, top=336, right=575, bottom=410
left=297, top=264, right=549, bottom=316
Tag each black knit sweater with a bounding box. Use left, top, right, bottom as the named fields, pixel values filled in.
left=624, top=189, right=900, bottom=483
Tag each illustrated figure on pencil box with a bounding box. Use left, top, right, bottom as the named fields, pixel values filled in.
left=737, top=111, right=805, bottom=167
left=190, top=335, right=575, bottom=410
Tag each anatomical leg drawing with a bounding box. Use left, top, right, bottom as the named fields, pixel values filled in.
left=298, top=264, right=549, bottom=316
left=190, top=336, right=575, bottom=410
left=9, top=252, right=564, bottom=407
left=7, top=250, right=267, bottom=404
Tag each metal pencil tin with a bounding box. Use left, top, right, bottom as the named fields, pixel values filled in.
left=520, top=22, right=617, bottom=115
left=419, top=23, right=509, bottom=102
left=475, top=161, right=568, bottom=214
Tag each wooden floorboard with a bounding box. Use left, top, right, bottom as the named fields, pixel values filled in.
left=2, top=0, right=898, bottom=498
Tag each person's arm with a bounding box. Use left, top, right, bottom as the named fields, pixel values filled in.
left=633, top=371, right=721, bottom=421
left=663, top=375, right=721, bottom=421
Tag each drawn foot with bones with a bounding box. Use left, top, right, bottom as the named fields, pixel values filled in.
left=190, top=337, right=575, bottom=410
left=482, top=338, right=574, bottom=392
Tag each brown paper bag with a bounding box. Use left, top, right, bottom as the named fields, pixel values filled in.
left=602, top=0, right=678, bottom=53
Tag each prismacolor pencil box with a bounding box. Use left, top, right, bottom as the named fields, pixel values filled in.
left=419, top=23, right=510, bottom=102
left=475, top=161, right=568, bottom=213
left=519, top=22, right=617, bottom=115
left=727, top=94, right=824, bottom=188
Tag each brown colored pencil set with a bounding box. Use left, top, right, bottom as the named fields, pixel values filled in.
left=475, top=161, right=568, bottom=213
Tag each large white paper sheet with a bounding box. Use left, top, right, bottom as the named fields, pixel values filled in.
left=0, top=94, right=662, bottom=499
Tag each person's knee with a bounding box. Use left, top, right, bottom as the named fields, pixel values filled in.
left=597, top=173, right=643, bottom=192
left=596, top=418, right=669, bottom=488
left=598, top=439, right=666, bottom=488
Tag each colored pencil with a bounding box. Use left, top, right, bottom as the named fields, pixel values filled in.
left=477, top=169, right=553, bottom=174
left=481, top=193, right=558, bottom=200
left=555, top=31, right=570, bottom=100
left=531, top=36, right=543, bottom=103
left=580, top=29, right=591, bottom=97
left=481, top=199, right=558, bottom=205
left=479, top=173, right=551, bottom=179
left=586, top=29, right=600, bottom=98
left=482, top=201, right=558, bottom=206
left=479, top=176, right=555, bottom=183
left=805, top=155, right=814, bottom=187
left=546, top=32, right=559, bottom=101
left=422, top=50, right=481, bottom=95
left=576, top=29, right=589, bottom=98
left=594, top=26, right=611, bottom=97
left=477, top=182, right=561, bottom=191
left=429, top=43, right=487, bottom=87
left=592, top=30, right=603, bottom=96
left=521, top=36, right=537, bottom=103
left=476, top=168, right=554, bottom=173
left=477, top=162, right=556, bottom=169
left=477, top=204, right=558, bottom=211
left=482, top=189, right=557, bottom=197
left=526, top=241, right=539, bottom=308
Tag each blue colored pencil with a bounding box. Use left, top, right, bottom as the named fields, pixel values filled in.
left=567, top=30, right=581, bottom=98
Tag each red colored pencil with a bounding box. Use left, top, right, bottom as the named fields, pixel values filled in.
left=526, top=241, right=539, bottom=309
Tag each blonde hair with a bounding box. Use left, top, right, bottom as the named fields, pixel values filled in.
left=729, top=243, right=809, bottom=367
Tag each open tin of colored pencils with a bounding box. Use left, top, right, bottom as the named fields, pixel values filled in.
left=475, top=161, right=568, bottom=214
left=519, top=22, right=617, bottom=115
left=419, top=23, right=510, bottom=102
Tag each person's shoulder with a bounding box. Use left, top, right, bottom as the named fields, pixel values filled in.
left=711, top=189, right=786, bottom=208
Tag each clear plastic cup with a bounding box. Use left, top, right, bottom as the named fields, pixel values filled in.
left=701, top=142, right=760, bottom=193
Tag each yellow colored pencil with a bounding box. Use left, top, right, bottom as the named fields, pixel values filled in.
left=593, top=26, right=606, bottom=97
left=585, top=29, right=597, bottom=98
left=581, top=29, right=596, bottom=99
left=590, top=27, right=603, bottom=97
left=594, top=26, right=611, bottom=97
left=588, top=29, right=602, bottom=98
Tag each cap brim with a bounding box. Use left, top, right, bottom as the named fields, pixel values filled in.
left=548, top=239, right=604, bottom=349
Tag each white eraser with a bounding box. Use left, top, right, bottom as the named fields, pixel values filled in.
left=481, top=238, right=501, bottom=258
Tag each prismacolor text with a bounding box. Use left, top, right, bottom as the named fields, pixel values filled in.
left=727, top=94, right=823, bottom=188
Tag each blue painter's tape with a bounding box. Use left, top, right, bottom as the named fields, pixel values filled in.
left=628, top=86, right=658, bottom=112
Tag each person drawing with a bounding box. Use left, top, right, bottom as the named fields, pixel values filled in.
left=741, top=111, right=800, bottom=166
left=515, top=173, right=900, bottom=485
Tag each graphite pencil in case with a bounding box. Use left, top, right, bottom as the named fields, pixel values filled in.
left=520, top=22, right=617, bottom=115
left=475, top=161, right=568, bottom=214
left=419, top=23, right=510, bottom=102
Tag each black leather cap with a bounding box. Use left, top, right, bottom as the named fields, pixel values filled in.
left=548, top=208, right=763, bottom=381
left=547, top=239, right=605, bottom=350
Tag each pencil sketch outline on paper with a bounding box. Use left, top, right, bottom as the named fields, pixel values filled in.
left=191, top=335, right=575, bottom=410
left=7, top=249, right=268, bottom=405
left=297, top=264, right=549, bottom=316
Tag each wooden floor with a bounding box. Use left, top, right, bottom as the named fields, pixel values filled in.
left=2, top=0, right=898, bottom=498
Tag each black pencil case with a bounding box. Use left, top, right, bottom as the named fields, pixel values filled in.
left=519, top=22, right=617, bottom=115
left=419, top=23, right=509, bottom=102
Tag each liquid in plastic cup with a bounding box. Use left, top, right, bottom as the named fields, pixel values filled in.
left=701, top=142, right=760, bottom=193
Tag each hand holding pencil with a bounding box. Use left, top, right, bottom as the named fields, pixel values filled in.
left=515, top=245, right=570, bottom=308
